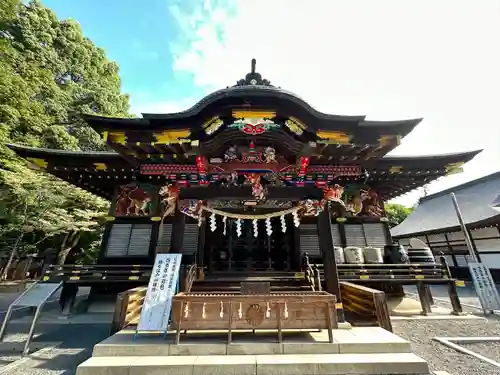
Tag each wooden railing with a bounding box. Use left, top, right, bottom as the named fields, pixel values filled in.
left=42, top=264, right=151, bottom=284
left=180, top=264, right=197, bottom=293
left=301, top=254, right=322, bottom=292
left=110, top=286, right=147, bottom=335
left=171, top=291, right=337, bottom=344
left=340, top=281, right=393, bottom=332
left=312, top=252, right=463, bottom=316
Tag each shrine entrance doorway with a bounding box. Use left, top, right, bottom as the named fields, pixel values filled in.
left=205, top=217, right=294, bottom=272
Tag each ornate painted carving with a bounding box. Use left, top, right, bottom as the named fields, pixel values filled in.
left=180, top=199, right=204, bottom=220
left=224, top=146, right=238, bottom=163
left=159, top=184, right=180, bottom=218
left=297, top=199, right=324, bottom=217
left=322, top=184, right=386, bottom=218
left=324, top=184, right=345, bottom=205
left=244, top=173, right=266, bottom=202
left=228, top=118, right=280, bottom=135
left=344, top=188, right=369, bottom=216
left=361, top=189, right=384, bottom=217
left=263, top=147, right=277, bottom=164
left=115, top=184, right=152, bottom=217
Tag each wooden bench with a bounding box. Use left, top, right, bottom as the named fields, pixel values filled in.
left=171, top=290, right=337, bottom=344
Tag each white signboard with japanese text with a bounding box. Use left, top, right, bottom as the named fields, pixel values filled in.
left=468, top=262, right=500, bottom=313
left=137, top=253, right=182, bottom=332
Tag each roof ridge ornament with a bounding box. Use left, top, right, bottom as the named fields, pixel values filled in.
left=234, top=58, right=274, bottom=87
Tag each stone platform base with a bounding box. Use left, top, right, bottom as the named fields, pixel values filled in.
left=77, top=327, right=430, bottom=374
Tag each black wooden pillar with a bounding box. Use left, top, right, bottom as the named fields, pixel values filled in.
left=196, top=219, right=207, bottom=280
left=317, top=205, right=345, bottom=322
left=170, top=210, right=186, bottom=253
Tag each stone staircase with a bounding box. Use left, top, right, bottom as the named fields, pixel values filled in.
left=76, top=327, right=430, bottom=375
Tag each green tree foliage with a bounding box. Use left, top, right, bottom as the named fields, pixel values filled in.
left=384, top=203, right=414, bottom=228
left=0, top=0, right=130, bottom=267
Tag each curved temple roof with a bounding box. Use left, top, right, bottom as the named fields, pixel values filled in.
left=5, top=59, right=484, bottom=202
left=391, top=171, right=500, bottom=237
left=82, top=59, right=423, bottom=143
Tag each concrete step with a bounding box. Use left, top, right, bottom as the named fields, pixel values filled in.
left=76, top=352, right=429, bottom=375
left=92, top=327, right=412, bottom=357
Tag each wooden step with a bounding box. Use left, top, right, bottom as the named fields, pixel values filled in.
left=195, top=279, right=306, bottom=284
left=190, top=286, right=312, bottom=292
left=205, top=270, right=296, bottom=278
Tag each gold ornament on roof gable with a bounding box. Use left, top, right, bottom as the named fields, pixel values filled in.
left=445, top=162, right=464, bottom=175
left=202, top=116, right=224, bottom=135
left=231, top=110, right=276, bottom=119
left=93, top=163, right=107, bottom=171
left=26, top=157, right=47, bottom=170
left=389, top=166, right=402, bottom=174
left=153, top=129, right=191, bottom=144
left=108, top=131, right=127, bottom=144
left=316, top=131, right=351, bottom=145
left=378, top=135, right=401, bottom=147
left=285, top=117, right=306, bottom=135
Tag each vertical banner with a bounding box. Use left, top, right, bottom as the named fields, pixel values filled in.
left=137, top=253, right=182, bottom=332
left=468, top=262, right=500, bottom=313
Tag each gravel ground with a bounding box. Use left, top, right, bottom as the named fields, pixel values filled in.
left=460, top=342, right=500, bottom=363
left=393, top=315, right=500, bottom=375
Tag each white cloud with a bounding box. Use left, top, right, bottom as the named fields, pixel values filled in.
left=148, top=0, right=500, bottom=206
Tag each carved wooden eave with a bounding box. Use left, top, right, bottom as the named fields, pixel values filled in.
left=7, top=144, right=482, bottom=202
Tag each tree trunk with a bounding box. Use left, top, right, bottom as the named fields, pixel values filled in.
left=1, top=233, right=24, bottom=281
left=57, top=231, right=81, bottom=265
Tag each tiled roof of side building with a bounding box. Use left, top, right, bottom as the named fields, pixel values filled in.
left=391, top=171, right=500, bottom=237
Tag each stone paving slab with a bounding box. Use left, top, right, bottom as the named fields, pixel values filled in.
left=77, top=353, right=429, bottom=375
left=93, top=326, right=411, bottom=357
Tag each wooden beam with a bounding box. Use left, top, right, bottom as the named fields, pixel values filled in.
left=299, top=141, right=317, bottom=156
left=179, top=186, right=324, bottom=200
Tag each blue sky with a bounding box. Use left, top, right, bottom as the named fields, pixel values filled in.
left=42, top=0, right=235, bottom=114
left=41, top=0, right=500, bottom=205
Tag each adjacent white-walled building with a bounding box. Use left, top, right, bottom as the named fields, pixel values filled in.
left=391, top=171, right=500, bottom=281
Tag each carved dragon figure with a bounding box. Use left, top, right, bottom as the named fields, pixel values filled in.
left=361, top=189, right=384, bottom=217
left=245, top=173, right=266, bottom=202
left=159, top=184, right=180, bottom=218
left=345, top=189, right=369, bottom=216
left=157, top=184, right=180, bottom=244
left=115, top=184, right=152, bottom=216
